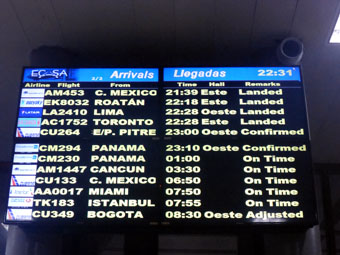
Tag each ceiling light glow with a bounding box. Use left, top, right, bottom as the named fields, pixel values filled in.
left=330, top=13, right=340, bottom=43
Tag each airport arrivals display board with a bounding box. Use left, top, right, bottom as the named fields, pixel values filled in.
left=5, top=67, right=317, bottom=228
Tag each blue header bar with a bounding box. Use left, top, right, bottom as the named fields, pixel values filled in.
left=23, top=68, right=159, bottom=82
left=163, top=67, right=300, bottom=81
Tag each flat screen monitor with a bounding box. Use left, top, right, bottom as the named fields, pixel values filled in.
left=5, top=67, right=317, bottom=229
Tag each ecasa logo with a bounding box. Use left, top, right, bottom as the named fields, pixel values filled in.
left=31, top=69, right=68, bottom=79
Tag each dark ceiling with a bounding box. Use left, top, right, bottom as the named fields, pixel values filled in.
left=0, top=0, right=339, bottom=163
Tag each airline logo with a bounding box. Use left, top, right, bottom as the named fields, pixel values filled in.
left=21, top=89, right=45, bottom=98
left=18, top=108, right=42, bottom=117
left=11, top=176, right=36, bottom=186
left=16, top=128, right=40, bottom=138
left=20, top=98, right=44, bottom=107
left=6, top=209, right=32, bottom=221
left=9, top=187, right=34, bottom=197
left=12, top=165, right=37, bottom=175
left=17, top=118, right=41, bottom=128
left=18, top=118, right=41, bottom=127
left=13, top=154, right=38, bottom=163
left=8, top=197, right=33, bottom=207
left=15, top=144, right=39, bottom=153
